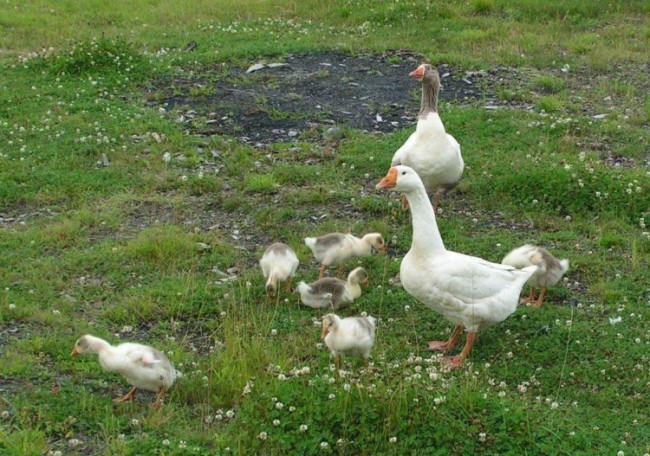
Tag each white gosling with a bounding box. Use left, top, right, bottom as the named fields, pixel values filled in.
left=321, top=313, right=376, bottom=369
left=501, top=244, right=569, bottom=307
left=304, top=232, right=385, bottom=278
left=71, top=334, right=179, bottom=408
left=297, top=267, right=368, bottom=310
left=259, top=242, right=299, bottom=302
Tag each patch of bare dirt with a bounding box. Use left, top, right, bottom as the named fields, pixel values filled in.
left=143, top=50, right=488, bottom=145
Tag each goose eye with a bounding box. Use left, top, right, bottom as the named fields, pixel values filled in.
left=401, top=171, right=406, bottom=175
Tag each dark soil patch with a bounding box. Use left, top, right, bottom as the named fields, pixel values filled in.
left=144, top=50, right=486, bottom=145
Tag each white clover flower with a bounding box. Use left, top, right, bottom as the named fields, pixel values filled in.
left=498, top=391, right=506, bottom=398
left=1, top=411, right=9, bottom=419
left=275, top=402, right=284, bottom=410
left=270, top=329, right=278, bottom=336
left=479, top=432, right=487, bottom=442
left=273, top=419, right=280, bottom=426
left=131, top=418, right=140, bottom=427
left=320, top=441, right=329, bottom=449
left=299, top=424, right=308, bottom=432
left=179, top=440, right=187, bottom=449
left=162, top=439, right=170, bottom=446
left=551, top=401, right=559, bottom=410
left=389, top=436, right=397, bottom=443
left=258, top=432, right=268, bottom=440
left=68, top=438, right=81, bottom=449
left=226, top=409, right=235, bottom=419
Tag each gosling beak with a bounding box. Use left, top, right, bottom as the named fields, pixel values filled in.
left=361, top=279, right=369, bottom=287
left=321, top=327, right=329, bottom=340
left=409, top=64, right=425, bottom=79
left=70, top=347, right=79, bottom=357
left=378, top=245, right=386, bottom=255
left=376, top=167, right=398, bottom=190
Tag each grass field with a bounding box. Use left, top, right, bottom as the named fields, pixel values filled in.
left=1, top=1, right=649, bottom=455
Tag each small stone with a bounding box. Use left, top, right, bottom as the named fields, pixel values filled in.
left=246, top=63, right=265, bottom=73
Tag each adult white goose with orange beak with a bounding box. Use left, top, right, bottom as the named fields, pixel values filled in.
left=376, top=166, right=536, bottom=368
left=391, top=63, right=463, bottom=212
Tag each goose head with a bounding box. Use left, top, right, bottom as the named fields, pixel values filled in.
left=321, top=313, right=340, bottom=339
left=362, top=233, right=386, bottom=254
left=409, top=63, right=440, bottom=85
left=348, top=267, right=369, bottom=287
left=71, top=334, right=102, bottom=356
left=375, top=165, right=424, bottom=193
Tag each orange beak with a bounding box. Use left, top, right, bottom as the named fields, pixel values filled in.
left=70, top=347, right=79, bottom=357
left=409, top=64, right=425, bottom=80
left=361, top=279, right=369, bottom=287
left=321, top=326, right=329, bottom=340
left=376, top=167, right=398, bottom=190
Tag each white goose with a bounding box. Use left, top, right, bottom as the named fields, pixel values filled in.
left=71, top=334, right=179, bottom=408
left=304, top=232, right=385, bottom=278
left=501, top=244, right=569, bottom=307
left=297, top=267, right=368, bottom=310
left=376, top=166, right=536, bottom=368
left=391, top=63, right=463, bottom=212
left=259, top=242, right=300, bottom=302
left=321, top=313, right=376, bottom=369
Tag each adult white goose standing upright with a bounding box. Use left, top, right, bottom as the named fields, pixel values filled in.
left=376, top=166, right=537, bottom=368
left=259, top=242, right=300, bottom=302
left=391, top=63, right=463, bottom=212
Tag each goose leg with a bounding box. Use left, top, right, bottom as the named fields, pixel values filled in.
left=284, top=277, right=293, bottom=294
left=442, top=332, right=476, bottom=369
left=520, top=286, right=536, bottom=304
left=114, top=386, right=137, bottom=404
left=318, top=264, right=326, bottom=279
left=335, top=353, right=341, bottom=371
left=336, top=266, right=344, bottom=279
left=151, top=386, right=166, bottom=409
left=427, top=325, right=461, bottom=353
left=531, top=287, right=547, bottom=308
left=432, top=193, right=442, bottom=213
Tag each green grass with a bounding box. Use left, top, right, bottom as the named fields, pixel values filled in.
left=1, top=1, right=650, bottom=455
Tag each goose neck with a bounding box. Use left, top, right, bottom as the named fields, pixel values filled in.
left=420, top=76, right=439, bottom=116
left=406, top=187, right=445, bottom=254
